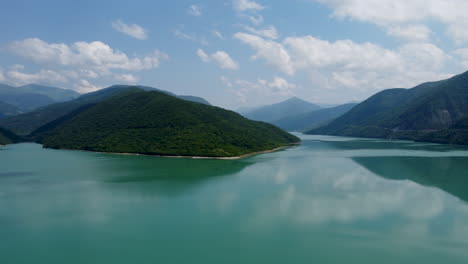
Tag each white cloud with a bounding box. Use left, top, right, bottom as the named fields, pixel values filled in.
left=212, top=30, right=224, bottom=39
left=197, top=49, right=210, bottom=62
left=248, top=15, right=264, bottom=25
left=197, top=49, right=239, bottom=70
left=258, top=77, right=296, bottom=95
left=187, top=5, right=202, bottom=16
left=234, top=32, right=294, bottom=75
left=9, top=38, right=168, bottom=73
left=114, top=73, right=139, bottom=83
left=173, top=29, right=209, bottom=45
left=283, top=35, right=402, bottom=71
left=222, top=76, right=296, bottom=104
left=233, top=0, right=264, bottom=12
left=453, top=48, right=468, bottom=68
left=0, top=71, right=5, bottom=81
left=74, top=79, right=100, bottom=93
left=387, top=24, right=432, bottom=42
left=235, top=32, right=455, bottom=103
left=6, top=69, right=68, bottom=86
left=6, top=38, right=169, bottom=92
left=244, top=25, right=279, bottom=39
left=111, top=20, right=148, bottom=40
left=313, top=0, right=468, bottom=44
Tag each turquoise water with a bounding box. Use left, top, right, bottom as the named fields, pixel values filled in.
left=2, top=134, right=468, bottom=263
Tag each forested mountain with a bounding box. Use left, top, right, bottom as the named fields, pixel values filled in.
left=0, top=85, right=210, bottom=135
left=0, top=127, right=20, bottom=145
left=33, top=88, right=299, bottom=157
left=308, top=71, right=468, bottom=145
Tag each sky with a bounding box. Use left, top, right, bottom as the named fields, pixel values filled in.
left=1, top=0, right=468, bottom=109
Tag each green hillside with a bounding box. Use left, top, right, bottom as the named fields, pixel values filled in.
left=308, top=71, right=468, bottom=144
left=0, top=127, right=21, bottom=145
left=33, top=88, right=300, bottom=157
left=0, top=85, right=210, bottom=135
left=273, top=103, right=357, bottom=132
left=417, top=115, right=468, bottom=145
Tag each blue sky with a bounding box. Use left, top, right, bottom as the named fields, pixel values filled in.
left=1, top=0, right=468, bottom=109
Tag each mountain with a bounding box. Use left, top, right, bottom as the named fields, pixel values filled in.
left=308, top=71, right=468, bottom=144
left=0, top=101, right=21, bottom=118
left=273, top=103, right=358, bottom=132
left=177, top=95, right=211, bottom=105
left=0, top=85, right=210, bottom=135
left=32, top=88, right=300, bottom=157
left=13, top=84, right=80, bottom=101
left=417, top=115, right=468, bottom=145
left=242, top=97, right=321, bottom=123
left=0, top=83, right=79, bottom=111
left=0, top=83, right=80, bottom=111
left=0, top=127, right=21, bottom=145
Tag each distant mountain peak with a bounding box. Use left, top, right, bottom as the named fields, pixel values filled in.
left=241, top=97, right=321, bottom=123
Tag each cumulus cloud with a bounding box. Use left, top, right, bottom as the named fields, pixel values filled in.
left=74, top=79, right=101, bottom=93
left=197, top=49, right=239, bottom=70
left=111, top=20, right=148, bottom=40
left=187, top=5, right=202, bottom=16
left=9, top=38, right=168, bottom=73
left=453, top=48, right=468, bottom=69
left=235, top=32, right=456, bottom=103
left=113, top=73, right=139, bottom=83
left=234, top=32, right=294, bottom=75
left=258, top=77, right=296, bottom=94
left=248, top=15, right=264, bottom=25
left=0, top=71, right=4, bottom=81
left=244, top=25, right=279, bottom=39
left=6, top=69, right=68, bottom=86
left=222, top=76, right=296, bottom=104
left=386, top=24, right=432, bottom=42
left=313, top=0, right=468, bottom=44
left=233, top=0, right=264, bottom=12
left=6, top=38, right=169, bottom=92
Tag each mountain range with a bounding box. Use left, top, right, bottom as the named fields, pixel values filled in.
left=0, top=83, right=80, bottom=111
left=240, top=97, right=358, bottom=132
left=272, top=103, right=358, bottom=132
left=241, top=97, right=321, bottom=123
left=308, top=71, right=468, bottom=145
left=0, top=101, right=21, bottom=118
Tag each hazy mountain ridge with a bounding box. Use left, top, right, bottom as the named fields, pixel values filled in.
left=272, top=103, right=358, bottom=132
left=0, top=101, right=21, bottom=118
left=0, top=83, right=80, bottom=111
left=242, top=97, right=321, bottom=123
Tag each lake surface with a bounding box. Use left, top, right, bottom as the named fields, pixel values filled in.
left=2, top=135, right=468, bottom=263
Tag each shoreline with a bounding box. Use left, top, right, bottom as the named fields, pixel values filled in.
left=50, top=143, right=301, bottom=160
